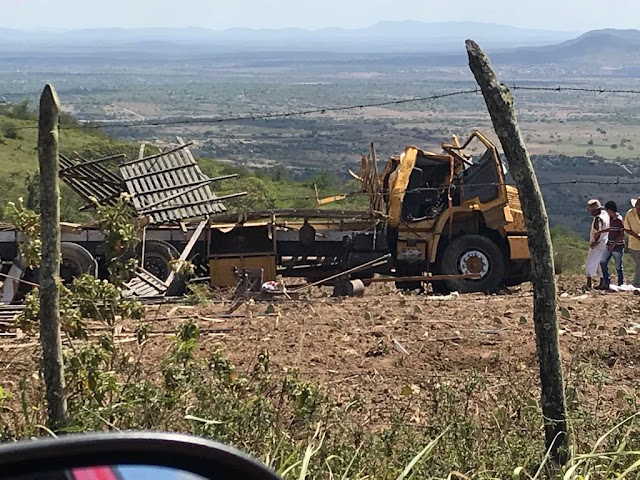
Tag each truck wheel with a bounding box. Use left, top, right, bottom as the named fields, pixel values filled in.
left=60, top=242, right=98, bottom=284
left=137, top=240, right=179, bottom=282
left=441, top=234, right=505, bottom=293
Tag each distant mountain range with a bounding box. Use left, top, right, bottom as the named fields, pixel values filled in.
left=3, top=23, right=640, bottom=68
left=493, top=29, right=640, bottom=66
left=0, top=21, right=576, bottom=53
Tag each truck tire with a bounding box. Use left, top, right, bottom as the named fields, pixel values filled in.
left=60, top=242, right=98, bottom=284
left=441, top=234, right=505, bottom=293
left=137, top=240, right=179, bottom=282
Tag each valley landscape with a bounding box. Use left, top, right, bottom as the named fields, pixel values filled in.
left=2, top=23, right=640, bottom=235
left=2, top=11, right=640, bottom=479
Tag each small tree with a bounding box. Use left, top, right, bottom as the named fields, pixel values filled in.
left=2, top=122, right=21, bottom=140
left=12, top=197, right=147, bottom=431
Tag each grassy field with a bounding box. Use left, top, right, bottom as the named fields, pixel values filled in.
left=2, top=274, right=640, bottom=479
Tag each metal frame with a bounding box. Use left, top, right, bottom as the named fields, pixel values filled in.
left=58, top=138, right=246, bottom=225
left=120, top=140, right=229, bottom=223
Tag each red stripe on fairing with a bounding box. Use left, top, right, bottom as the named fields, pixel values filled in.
left=72, top=466, right=120, bottom=480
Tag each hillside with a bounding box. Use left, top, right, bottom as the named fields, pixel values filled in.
left=495, top=28, right=640, bottom=66
left=0, top=108, right=355, bottom=222
left=0, top=107, right=140, bottom=221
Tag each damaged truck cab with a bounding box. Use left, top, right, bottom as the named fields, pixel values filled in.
left=385, top=130, right=530, bottom=292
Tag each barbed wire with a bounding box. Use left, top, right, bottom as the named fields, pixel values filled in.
left=11, top=83, right=640, bottom=132
left=261, top=178, right=640, bottom=204
left=512, top=85, right=640, bottom=94
left=12, top=89, right=480, bottom=131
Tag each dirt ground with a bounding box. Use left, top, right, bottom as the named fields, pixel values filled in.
left=2, top=275, right=640, bottom=428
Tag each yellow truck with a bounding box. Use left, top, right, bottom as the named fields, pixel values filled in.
left=378, top=129, right=530, bottom=292
left=0, top=132, right=530, bottom=301
left=207, top=130, right=531, bottom=294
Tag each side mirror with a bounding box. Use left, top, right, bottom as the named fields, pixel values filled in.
left=0, top=431, right=281, bottom=480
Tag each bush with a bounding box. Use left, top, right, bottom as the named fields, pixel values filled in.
left=2, top=122, right=21, bottom=140
left=551, top=226, right=587, bottom=274
left=9, top=100, right=36, bottom=121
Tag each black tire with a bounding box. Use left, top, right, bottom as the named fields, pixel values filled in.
left=441, top=234, right=505, bottom=293
left=137, top=240, right=179, bottom=282
left=505, top=260, right=532, bottom=287
left=60, top=242, right=97, bottom=284
left=430, top=280, right=450, bottom=295
left=28, top=243, right=97, bottom=287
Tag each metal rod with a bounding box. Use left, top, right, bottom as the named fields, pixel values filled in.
left=0, top=271, right=39, bottom=288
left=58, top=153, right=125, bottom=174
left=120, top=142, right=193, bottom=166
left=140, top=191, right=247, bottom=216
left=212, top=209, right=383, bottom=224
left=366, top=273, right=480, bottom=283
left=293, top=254, right=392, bottom=292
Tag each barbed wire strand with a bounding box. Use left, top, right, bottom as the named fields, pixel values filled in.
left=12, top=89, right=480, bottom=131
left=259, top=178, right=640, bottom=204
left=10, top=83, right=640, bottom=132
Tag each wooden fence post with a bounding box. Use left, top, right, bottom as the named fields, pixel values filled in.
left=38, top=84, right=68, bottom=430
left=465, top=40, right=569, bottom=465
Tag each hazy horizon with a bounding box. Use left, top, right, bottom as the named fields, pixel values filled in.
left=0, top=0, right=637, bottom=32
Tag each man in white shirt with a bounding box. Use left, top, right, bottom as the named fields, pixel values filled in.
left=585, top=199, right=609, bottom=290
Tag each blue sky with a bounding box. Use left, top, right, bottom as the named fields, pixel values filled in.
left=0, top=0, right=638, bottom=31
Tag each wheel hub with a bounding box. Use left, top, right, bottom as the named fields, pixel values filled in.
left=458, top=250, right=490, bottom=278
left=145, top=254, right=170, bottom=281
left=61, top=259, right=82, bottom=284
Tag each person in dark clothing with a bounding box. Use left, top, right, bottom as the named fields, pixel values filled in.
left=598, top=200, right=625, bottom=289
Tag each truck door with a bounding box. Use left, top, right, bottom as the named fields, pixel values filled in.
left=455, top=134, right=513, bottom=229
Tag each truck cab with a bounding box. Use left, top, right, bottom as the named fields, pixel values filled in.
left=383, top=130, right=530, bottom=292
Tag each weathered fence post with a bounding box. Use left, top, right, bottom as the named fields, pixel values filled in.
left=466, top=40, right=569, bottom=464
left=38, top=84, right=68, bottom=430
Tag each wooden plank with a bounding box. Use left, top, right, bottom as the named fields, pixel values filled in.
left=163, top=219, right=208, bottom=289
left=167, top=150, right=194, bottom=218
left=175, top=139, right=209, bottom=215
left=141, top=192, right=246, bottom=217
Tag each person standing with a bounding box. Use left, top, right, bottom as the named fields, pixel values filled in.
left=598, top=200, right=625, bottom=289
left=585, top=199, right=609, bottom=290
left=624, top=195, right=640, bottom=288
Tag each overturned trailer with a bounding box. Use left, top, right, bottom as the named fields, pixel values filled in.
left=0, top=138, right=246, bottom=302
left=0, top=131, right=531, bottom=302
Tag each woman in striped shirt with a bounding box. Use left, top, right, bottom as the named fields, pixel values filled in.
left=597, top=200, right=625, bottom=289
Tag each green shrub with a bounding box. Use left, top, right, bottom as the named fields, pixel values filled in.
left=2, top=122, right=21, bottom=140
